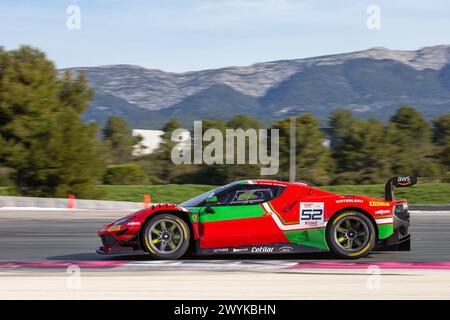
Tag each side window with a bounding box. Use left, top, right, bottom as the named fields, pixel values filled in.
left=220, top=185, right=285, bottom=206
left=230, top=189, right=273, bottom=205
left=215, top=189, right=235, bottom=205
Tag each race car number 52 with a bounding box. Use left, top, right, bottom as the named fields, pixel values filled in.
left=300, top=202, right=324, bottom=226
left=301, top=209, right=322, bottom=220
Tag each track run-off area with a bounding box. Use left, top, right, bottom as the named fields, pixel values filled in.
left=0, top=209, right=449, bottom=299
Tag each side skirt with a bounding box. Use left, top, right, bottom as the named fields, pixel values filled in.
left=194, top=242, right=327, bottom=255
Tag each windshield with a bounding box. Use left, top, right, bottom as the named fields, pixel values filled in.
left=179, top=182, right=238, bottom=207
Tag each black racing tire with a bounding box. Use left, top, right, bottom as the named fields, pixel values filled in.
left=326, top=210, right=376, bottom=259
left=142, top=214, right=191, bottom=260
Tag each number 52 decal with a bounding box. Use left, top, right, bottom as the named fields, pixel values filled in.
left=300, top=202, right=324, bottom=226
left=301, top=209, right=322, bottom=220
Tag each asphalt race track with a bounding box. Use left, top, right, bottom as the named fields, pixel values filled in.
left=0, top=209, right=449, bottom=299
left=0, top=209, right=449, bottom=262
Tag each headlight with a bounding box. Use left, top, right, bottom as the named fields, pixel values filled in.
left=111, top=216, right=133, bottom=226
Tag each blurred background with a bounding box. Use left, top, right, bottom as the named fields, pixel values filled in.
left=0, top=1, right=449, bottom=204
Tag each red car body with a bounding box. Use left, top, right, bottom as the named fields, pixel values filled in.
left=97, top=177, right=413, bottom=258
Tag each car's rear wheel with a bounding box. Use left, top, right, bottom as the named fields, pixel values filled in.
left=142, top=214, right=190, bottom=259
left=327, top=211, right=375, bottom=259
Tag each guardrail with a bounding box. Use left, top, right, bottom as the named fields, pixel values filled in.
left=0, top=196, right=144, bottom=211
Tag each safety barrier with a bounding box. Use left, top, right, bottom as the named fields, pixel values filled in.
left=0, top=195, right=144, bottom=210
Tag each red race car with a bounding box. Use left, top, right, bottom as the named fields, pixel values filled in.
left=97, top=176, right=415, bottom=259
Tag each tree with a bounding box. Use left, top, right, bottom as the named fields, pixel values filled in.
left=151, top=118, right=183, bottom=182
left=329, top=109, right=359, bottom=183
left=432, top=114, right=450, bottom=174
left=181, top=119, right=229, bottom=184
left=32, top=109, right=105, bottom=197
left=227, top=115, right=261, bottom=130
left=387, top=106, right=440, bottom=177
left=329, top=109, right=357, bottom=149
left=102, top=116, right=141, bottom=164
left=159, top=118, right=182, bottom=152
left=331, top=118, right=392, bottom=184
left=168, top=118, right=232, bottom=185
left=221, top=115, right=264, bottom=182
left=273, top=113, right=333, bottom=185
left=432, top=114, right=450, bottom=146
left=329, top=108, right=395, bottom=184
left=0, top=46, right=104, bottom=197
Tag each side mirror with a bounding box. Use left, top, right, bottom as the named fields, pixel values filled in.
left=205, top=196, right=218, bottom=206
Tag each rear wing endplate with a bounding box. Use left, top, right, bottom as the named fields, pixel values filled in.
left=384, top=176, right=417, bottom=201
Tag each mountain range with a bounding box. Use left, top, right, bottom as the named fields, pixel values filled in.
left=63, top=45, right=450, bottom=129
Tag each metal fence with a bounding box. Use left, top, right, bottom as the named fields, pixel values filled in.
left=0, top=196, right=144, bottom=210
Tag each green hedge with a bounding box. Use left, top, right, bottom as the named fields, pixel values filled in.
left=103, top=164, right=147, bottom=185
left=95, top=183, right=450, bottom=204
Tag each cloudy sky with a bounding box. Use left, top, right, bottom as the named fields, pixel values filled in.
left=1, top=0, right=450, bottom=71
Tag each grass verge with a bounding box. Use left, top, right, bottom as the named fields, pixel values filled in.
left=0, top=183, right=448, bottom=204
left=94, top=182, right=450, bottom=204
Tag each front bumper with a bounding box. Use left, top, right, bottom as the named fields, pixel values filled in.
left=97, top=220, right=143, bottom=255
left=95, top=233, right=141, bottom=254
left=375, top=203, right=410, bottom=251
left=97, top=232, right=141, bottom=254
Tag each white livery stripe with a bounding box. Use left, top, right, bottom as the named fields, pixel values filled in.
left=271, top=211, right=315, bottom=231
left=261, top=202, right=273, bottom=214
left=262, top=202, right=326, bottom=231
left=376, top=218, right=394, bottom=225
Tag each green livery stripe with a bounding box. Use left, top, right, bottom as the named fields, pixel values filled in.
left=377, top=224, right=393, bottom=240
left=196, top=205, right=266, bottom=223
left=284, top=228, right=329, bottom=250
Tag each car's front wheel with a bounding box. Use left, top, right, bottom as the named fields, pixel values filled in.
left=327, top=211, right=375, bottom=259
left=142, top=214, right=190, bottom=259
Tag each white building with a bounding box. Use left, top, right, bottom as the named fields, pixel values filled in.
left=132, top=129, right=164, bottom=156
left=132, top=129, right=192, bottom=156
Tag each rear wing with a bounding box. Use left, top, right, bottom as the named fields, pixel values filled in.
left=384, top=176, right=417, bottom=201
